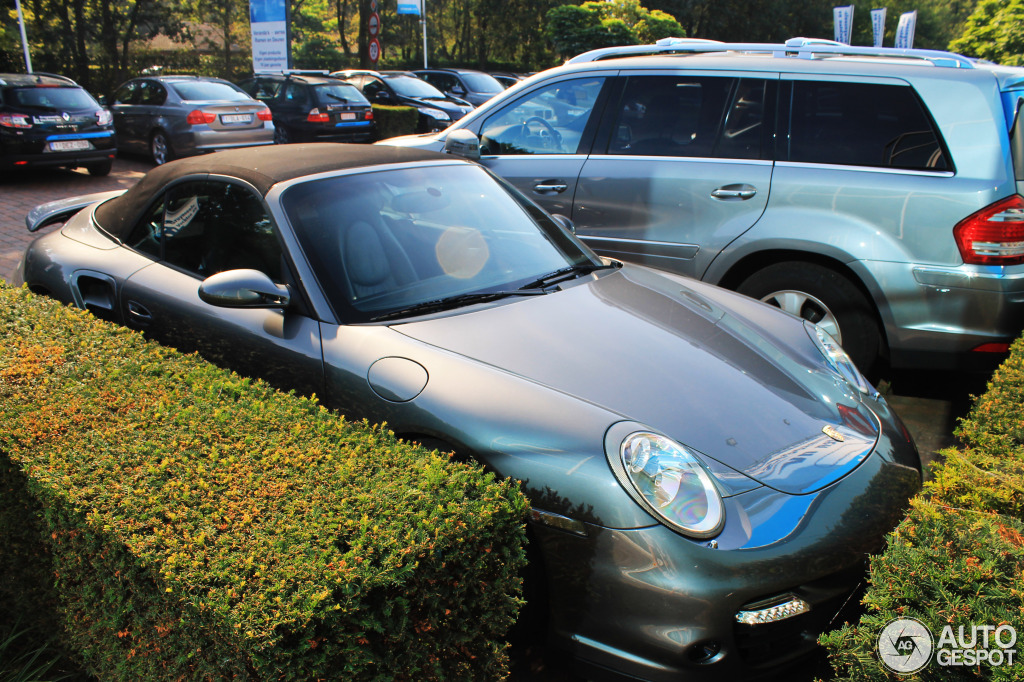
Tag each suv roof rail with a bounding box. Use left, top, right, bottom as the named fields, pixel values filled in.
left=566, top=36, right=977, bottom=69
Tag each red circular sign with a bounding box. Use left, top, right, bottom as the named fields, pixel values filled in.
left=368, top=13, right=380, bottom=37
left=368, top=38, right=381, bottom=63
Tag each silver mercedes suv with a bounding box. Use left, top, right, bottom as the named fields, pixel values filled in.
left=380, top=38, right=1024, bottom=375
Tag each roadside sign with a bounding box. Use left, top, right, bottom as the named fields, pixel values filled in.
left=368, top=38, right=381, bottom=63
left=368, top=13, right=379, bottom=37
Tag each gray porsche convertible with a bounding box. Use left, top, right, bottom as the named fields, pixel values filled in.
left=16, top=145, right=921, bottom=681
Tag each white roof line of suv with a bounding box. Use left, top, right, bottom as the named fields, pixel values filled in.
left=567, top=36, right=977, bottom=70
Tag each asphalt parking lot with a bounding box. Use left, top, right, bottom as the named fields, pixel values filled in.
left=0, top=155, right=989, bottom=681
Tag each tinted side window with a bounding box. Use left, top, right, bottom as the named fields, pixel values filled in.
left=609, top=75, right=769, bottom=160
left=787, top=80, right=948, bottom=171
left=126, top=181, right=283, bottom=281
left=114, top=83, right=138, bottom=105
left=479, top=77, right=605, bottom=155
left=138, top=81, right=166, bottom=106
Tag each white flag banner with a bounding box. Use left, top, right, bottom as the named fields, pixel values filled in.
left=895, top=10, right=917, bottom=49
left=834, top=5, right=854, bottom=45
left=871, top=8, right=886, bottom=47
left=250, top=0, right=288, bottom=73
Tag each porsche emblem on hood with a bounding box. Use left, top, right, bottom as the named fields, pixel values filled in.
left=822, top=424, right=846, bottom=442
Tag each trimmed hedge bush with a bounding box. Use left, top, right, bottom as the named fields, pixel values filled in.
left=371, top=105, right=420, bottom=141
left=821, top=338, right=1024, bottom=681
left=0, top=284, right=528, bottom=680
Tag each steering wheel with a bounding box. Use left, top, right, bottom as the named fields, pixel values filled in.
left=522, top=116, right=563, bottom=152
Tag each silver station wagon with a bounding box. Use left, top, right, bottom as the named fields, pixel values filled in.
left=381, top=38, right=1024, bottom=376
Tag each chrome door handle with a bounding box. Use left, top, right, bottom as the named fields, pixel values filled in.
left=534, top=183, right=568, bottom=194
left=126, top=300, right=153, bottom=325
left=711, top=185, right=757, bottom=200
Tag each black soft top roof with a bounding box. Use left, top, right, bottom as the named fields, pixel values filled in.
left=94, top=143, right=452, bottom=240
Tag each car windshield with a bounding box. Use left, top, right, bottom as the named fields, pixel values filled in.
left=171, top=81, right=252, bottom=102
left=8, top=87, right=98, bottom=110
left=315, top=83, right=369, bottom=105
left=460, top=72, right=503, bottom=94
left=282, top=163, right=598, bottom=320
left=386, top=76, right=446, bottom=99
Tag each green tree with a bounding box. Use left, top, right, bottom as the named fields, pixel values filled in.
left=949, top=0, right=1024, bottom=65
left=545, top=0, right=684, bottom=60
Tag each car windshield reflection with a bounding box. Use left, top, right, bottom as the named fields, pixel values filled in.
left=282, top=164, right=597, bottom=320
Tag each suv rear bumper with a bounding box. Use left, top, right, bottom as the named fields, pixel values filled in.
left=858, top=259, right=1024, bottom=369
left=1, top=131, right=116, bottom=169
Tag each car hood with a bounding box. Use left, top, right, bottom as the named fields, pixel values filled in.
left=402, top=95, right=472, bottom=118
left=393, top=266, right=879, bottom=495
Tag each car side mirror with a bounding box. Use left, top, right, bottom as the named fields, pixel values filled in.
left=373, top=91, right=391, bottom=103
left=198, top=269, right=291, bottom=308
left=451, top=85, right=465, bottom=95
left=444, top=129, right=481, bottom=161
left=94, top=93, right=108, bottom=106
left=551, top=214, right=575, bottom=234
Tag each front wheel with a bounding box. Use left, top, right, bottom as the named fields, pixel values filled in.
left=737, top=262, right=883, bottom=374
left=150, top=131, right=173, bottom=166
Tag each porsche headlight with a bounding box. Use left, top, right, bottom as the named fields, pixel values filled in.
left=805, top=321, right=876, bottom=397
left=617, top=432, right=724, bottom=538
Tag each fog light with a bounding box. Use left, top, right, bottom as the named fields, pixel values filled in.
left=687, top=639, right=721, bottom=664
left=735, top=595, right=810, bottom=625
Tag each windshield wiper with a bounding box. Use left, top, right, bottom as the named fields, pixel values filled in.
left=370, top=289, right=548, bottom=322
left=325, top=93, right=350, bottom=103
left=519, top=261, right=619, bottom=290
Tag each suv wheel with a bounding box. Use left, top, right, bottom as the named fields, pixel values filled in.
left=274, top=125, right=290, bottom=144
left=737, top=262, right=882, bottom=374
left=150, top=131, right=173, bottom=165
left=86, top=160, right=113, bottom=176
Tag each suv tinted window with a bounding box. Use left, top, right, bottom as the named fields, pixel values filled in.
left=786, top=80, right=948, bottom=171
left=609, top=75, right=771, bottom=160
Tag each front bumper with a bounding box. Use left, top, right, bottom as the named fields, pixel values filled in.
left=534, top=400, right=920, bottom=681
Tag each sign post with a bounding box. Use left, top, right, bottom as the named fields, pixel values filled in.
left=250, top=0, right=289, bottom=73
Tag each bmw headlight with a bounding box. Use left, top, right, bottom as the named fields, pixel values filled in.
left=612, top=431, right=724, bottom=538
left=805, top=321, right=876, bottom=397
left=418, top=107, right=450, bottom=121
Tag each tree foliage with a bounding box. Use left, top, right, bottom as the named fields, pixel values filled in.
left=949, top=0, right=1024, bottom=65
left=545, top=0, right=684, bottom=60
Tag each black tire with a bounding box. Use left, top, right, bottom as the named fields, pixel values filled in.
left=736, top=262, right=883, bottom=374
left=274, top=125, right=290, bottom=144
left=150, top=131, right=173, bottom=166
left=86, top=160, right=113, bottom=176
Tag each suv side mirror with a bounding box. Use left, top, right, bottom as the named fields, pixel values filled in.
left=373, top=91, right=392, bottom=103
left=451, top=85, right=466, bottom=96
left=551, top=214, right=575, bottom=234
left=94, top=93, right=108, bottom=106
left=444, top=129, right=481, bottom=161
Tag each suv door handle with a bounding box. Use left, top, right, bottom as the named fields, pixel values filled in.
left=534, top=182, right=568, bottom=194
left=126, top=300, right=153, bottom=325
left=711, top=184, right=757, bottom=200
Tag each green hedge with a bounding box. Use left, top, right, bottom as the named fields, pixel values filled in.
left=0, top=284, right=528, bottom=681
left=821, top=339, right=1024, bottom=680
left=372, top=105, right=421, bottom=141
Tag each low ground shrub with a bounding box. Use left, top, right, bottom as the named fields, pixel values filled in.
left=0, top=284, right=528, bottom=681
left=821, top=337, right=1024, bottom=680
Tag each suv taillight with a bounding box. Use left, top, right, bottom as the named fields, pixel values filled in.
left=954, top=195, right=1024, bottom=265
left=0, top=113, right=32, bottom=129
left=307, top=108, right=330, bottom=123
left=364, top=109, right=374, bottom=120
left=185, top=109, right=216, bottom=125
left=95, top=109, right=112, bottom=126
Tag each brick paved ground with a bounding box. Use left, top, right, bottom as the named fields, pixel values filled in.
left=0, top=157, right=150, bottom=283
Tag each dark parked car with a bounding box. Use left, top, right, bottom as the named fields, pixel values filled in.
left=237, top=72, right=374, bottom=144
left=333, top=70, right=472, bottom=133
left=412, top=68, right=504, bottom=106
left=110, top=75, right=274, bottom=165
left=18, top=144, right=920, bottom=682
left=0, top=72, right=115, bottom=176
